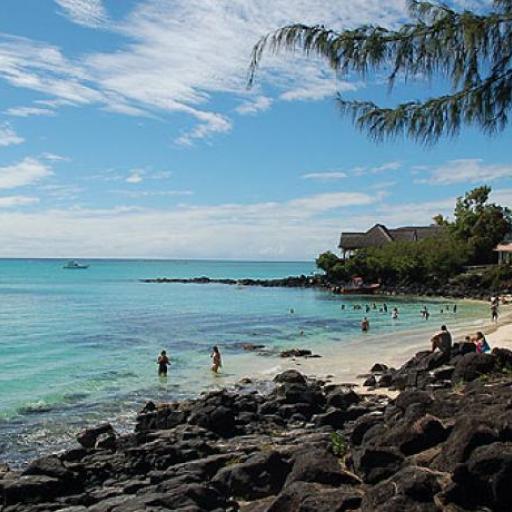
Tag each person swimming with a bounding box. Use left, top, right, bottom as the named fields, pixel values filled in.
left=157, top=350, right=170, bottom=376
left=211, top=345, right=222, bottom=373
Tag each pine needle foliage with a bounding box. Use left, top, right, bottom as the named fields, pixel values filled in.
left=249, top=0, right=512, bottom=144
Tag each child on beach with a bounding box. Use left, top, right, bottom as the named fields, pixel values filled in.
left=157, top=350, right=170, bottom=376
left=474, top=332, right=491, bottom=353
left=211, top=345, right=222, bottom=373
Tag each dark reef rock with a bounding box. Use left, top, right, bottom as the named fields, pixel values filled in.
left=280, top=348, right=313, bottom=358
left=76, top=423, right=115, bottom=449
left=3, top=343, right=512, bottom=512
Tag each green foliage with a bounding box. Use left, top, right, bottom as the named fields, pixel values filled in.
left=342, top=232, right=468, bottom=284
left=316, top=252, right=350, bottom=282
left=315, top=186, right=510, bottom=286
left=331, top=431, right=348, bottom=457
left=249, top=0, right=512, bottom=144
left=480, top=264, right=512, bottom=290
left=316, top=251, right=340, bottom=273
left=451, top=186, right=512, bottom=264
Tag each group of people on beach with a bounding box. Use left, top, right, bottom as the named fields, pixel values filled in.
left=357, top=302, right=458, bottom=333
left=421, top=304, right=457, bottom=320
left=157, top=296, right=502, bottom=375
left=430, top=325, right=491, bottom=355
left=359, top=307, right=399, bottom=331
left=157, top=346, right=222, bottom=376
left=349, top=302, right=389, bottom=314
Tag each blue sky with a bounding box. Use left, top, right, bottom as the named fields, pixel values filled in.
left=0, top=0, right=510, bottom=260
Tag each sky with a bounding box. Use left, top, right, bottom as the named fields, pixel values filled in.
left=0, top=0, right=510, bottom=260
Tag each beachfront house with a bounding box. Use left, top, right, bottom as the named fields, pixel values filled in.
left=338, top=223, right=442, bottom=259
left=495, top=234, right=512, bottom=264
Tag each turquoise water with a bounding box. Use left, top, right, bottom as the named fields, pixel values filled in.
left=0, top=259, right=487, bottom=465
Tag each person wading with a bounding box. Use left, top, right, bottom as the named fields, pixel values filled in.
left=157, top=350, right=170, bottom=376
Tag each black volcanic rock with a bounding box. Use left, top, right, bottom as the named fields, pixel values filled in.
left=4, top=354, right=512, bottom=512
left=452, top=353, right=498, bottom=383
left=76, top=423, right=115, bottom=449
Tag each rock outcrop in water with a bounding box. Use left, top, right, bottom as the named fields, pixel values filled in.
left=1, top=350, right=512, bottom=511
left=140, top=275, right=321, bottom=289
left=141, top=273, right=512, bottom=300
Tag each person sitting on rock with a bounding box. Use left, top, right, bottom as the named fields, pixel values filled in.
left=157, top=350, right=170, bottom=376
left=361, top=317, right=370, bottom=332
left=474, top=331, right=491, bottom=353
left=431, top=325, right=452, bottom=353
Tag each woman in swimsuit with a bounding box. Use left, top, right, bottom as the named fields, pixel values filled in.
left=157, top=350, right=170, bottom=376
left=211, top=346, right=222, bottom=373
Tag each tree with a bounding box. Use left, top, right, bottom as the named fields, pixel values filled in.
left=451, top=186, right=512, bottom=263
left=316, top=251, right=340, bottom=273
left=249, top=0, right=512, bottom=144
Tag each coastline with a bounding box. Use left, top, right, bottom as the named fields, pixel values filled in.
left=2, top=309, right=512, bottom=511
left=0, top=286, right=503, bottom=467
left=250, top=303, right=512, bottom=396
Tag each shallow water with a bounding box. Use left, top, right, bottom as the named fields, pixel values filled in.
left=0, top=259, right=487, bottom=465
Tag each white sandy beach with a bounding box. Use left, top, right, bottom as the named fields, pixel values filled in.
left=255, top=301, right=512, bottom=393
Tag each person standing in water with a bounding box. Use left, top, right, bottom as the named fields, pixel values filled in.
left=361, top=317, right=370, bottom=332
left=211, top=345, right=222, bottom=373
left=157, top=350, right=170, bottom=376
left=491, top=303, right=499, bottom=323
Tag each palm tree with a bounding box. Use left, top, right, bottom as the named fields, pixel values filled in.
left=249, top=0, right=512, bottom=144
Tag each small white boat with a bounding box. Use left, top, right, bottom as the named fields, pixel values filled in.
left=63, top=260, right=89, bottom=269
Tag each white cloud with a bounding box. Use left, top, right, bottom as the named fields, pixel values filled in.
left=371, top=161, right=401, bottom=173
left=0, top=157, right=52, bottom=189
left=0, top=1, right=408, bottom=144
left=351, top=161, right=402, bottom=176
left=117, top=189, right=194, bottom=198
left=280, top=77, right=356, bottom=101
left=0, top=189, right=378, bottom=258
left=126, top=171, right=144, bottom=184
left=0, top=123, right=24, bottom=147
left=420, top=159, right=512, bottom=185
left=236, top=96, right=272, bottom=115
left=6, top=106, right=56, bottom=117
left=54, top=0, right=108, bottom=28
left=41, top=152, right=70, bottom=162
left=0, top=195, right=39, bottom=208
left=302, top=172, right=347, bottom=181
left=40, top=183, right=83, bottom=200
left=175, top=110, right=232, bottom=146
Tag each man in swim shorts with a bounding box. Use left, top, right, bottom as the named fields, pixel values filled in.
left=431, top=325, right=452, bottom=354
left=157, top=350, right=170, bottom=376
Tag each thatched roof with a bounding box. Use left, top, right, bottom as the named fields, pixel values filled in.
left=339, top=224, right=442, bottom=251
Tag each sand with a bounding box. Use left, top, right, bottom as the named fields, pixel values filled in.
left=263, top=302, right=512, bottom=396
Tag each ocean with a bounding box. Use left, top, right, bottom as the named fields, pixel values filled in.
left=0, top=258, right=488, bottom=466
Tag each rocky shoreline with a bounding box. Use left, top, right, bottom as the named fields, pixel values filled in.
left=140, top=274, right=510, bottom=301
left=2, top=342, right=512, bottom=511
